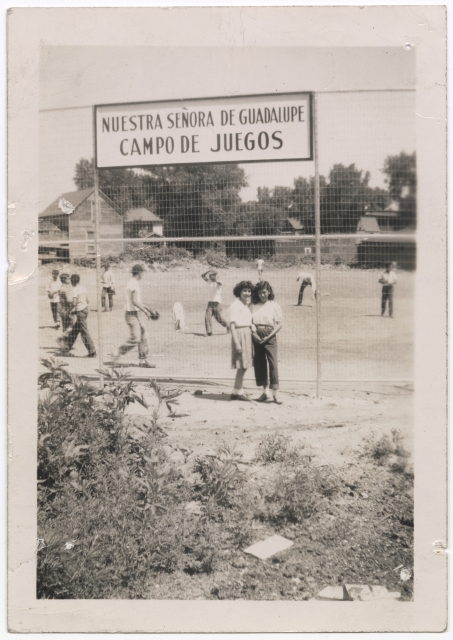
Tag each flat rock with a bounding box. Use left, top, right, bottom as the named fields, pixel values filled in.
left=243, top=535, right=294, bottom=560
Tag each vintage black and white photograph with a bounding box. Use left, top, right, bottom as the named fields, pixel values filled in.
left=8, top=6, right=446, bottom=633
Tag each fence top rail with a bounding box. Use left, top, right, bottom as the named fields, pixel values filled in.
left=38, top=232, right=416, bottom=245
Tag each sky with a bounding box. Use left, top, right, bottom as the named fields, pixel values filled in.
left=39, top=46, right=415, bottom=209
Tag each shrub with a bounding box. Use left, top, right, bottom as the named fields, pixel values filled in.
left=120, top=244, right=192, bottom=265
left=255, top=433, right=292, bottom=463
left=37, top=359, right=189, bottom=599
left=202, top=249, right=231, bottom=269
left=264, top=463, right=339, bottom=523
left=255, top=433, right=306, bottom=465
left=193, top=443, right=245, bottom=507
left=366, top=429, right=412, bottom=473
left=73, top=257, right=96, bottom=268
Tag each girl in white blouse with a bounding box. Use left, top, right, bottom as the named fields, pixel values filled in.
left=250, top=281, right=283, bottom=404
left=228, top=280, right=255, bottom=401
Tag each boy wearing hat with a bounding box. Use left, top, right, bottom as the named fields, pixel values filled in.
left=46, top=269, right=61, bottom=328
left=57, top=274, right=96, bottom=357
left=57, top=272, right=73, bottom=333
left=201, top=269, right=228, bottom=336
left=112, top=264, right=157, bottom=368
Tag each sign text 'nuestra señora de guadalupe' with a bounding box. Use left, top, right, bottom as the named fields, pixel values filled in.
left=95, top=93, right=312, bottom=168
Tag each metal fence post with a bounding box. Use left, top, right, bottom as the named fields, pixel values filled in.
left=92, top=107, right=104, bottom=389
left=313, top=92, right=322, bottom=399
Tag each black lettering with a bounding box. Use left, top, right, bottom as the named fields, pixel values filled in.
left=264, top=108, right=270, bottom=123
left=143, top=138, right=153, bottom=154
left=112, top=117, right=119, bottom=132
left=256, top=109, right=264, bottom=124
left=138, top=115, right=144, bottom=130
left=122, top=116, right=127, bottom=131
left=131, top=139, right=141, bottom=155
left=167, top=113, right=174, bottom=129
left=102, top=118, right=110, bottom=133
left=206, top=112, right=214, bottom=126
left=224, top=133, right=233, bottom=152
left=147, top=115, right=153, bottom=130
left=244, top=132, right=255, bottom=151
left=176, top=113, right=181, bottom=128
left=229, top=110, right=235, bottom=125
left=272, top=131, right=283, bottom=149
left=271, top=108, right=278, bottom=123
left=235, top=132, right=243, bottom=151
left=239, top=109, right=247, bottom=125
left=156, top=137, right=164, bottom=154
left=283, top=107, right=290, bottom=122
left=181, top=135, right=189, bottom=153
left=155, top=115, right=162, bottom=129
left=190, top=112, right=197, bottom=127
left=199, top=112, right=205, bottom=126
left=221, top=110, right=228, bottom=126
left=182, top=112, right=189, bottom=128
left=298, top=105, right=305, bottom=121
left=291, top=106, right=298, bottom=121
left=211, top=134, right=221, bottom=152
left=192, top=135, right=199, bottom=153
left=258, top=131, right=269, bottom=150
left=129, top=116, right=137, bottom=131
left=120, top=139, right=128, bottom=155
left=165, top=137, right=174, bottom=154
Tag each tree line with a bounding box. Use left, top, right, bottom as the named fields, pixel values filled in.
left=73, top=151, right=416, bottom=237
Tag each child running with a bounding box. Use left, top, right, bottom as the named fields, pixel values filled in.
left=112, top=264, right=157, bottom=368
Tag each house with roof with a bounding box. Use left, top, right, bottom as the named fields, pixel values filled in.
left=283, top=217, right=304, bottom=235
left=123, top=208, right=164, bottom=238
left=357, top=201, right=400, bottom=234
left=39, top=188, right=124, bottom=261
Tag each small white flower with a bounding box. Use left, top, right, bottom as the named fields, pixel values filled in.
left=400, top=567, right=412, bottom=581
left=64, top=541, right=75, bottom=550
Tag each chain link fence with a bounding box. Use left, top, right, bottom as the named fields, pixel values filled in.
left=39, top=90, right=415, bottom=390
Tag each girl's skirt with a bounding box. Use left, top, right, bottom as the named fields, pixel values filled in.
left=231, top=326, right=253, bottom=369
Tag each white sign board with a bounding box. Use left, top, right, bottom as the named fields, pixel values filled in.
left=95, top=93, right=312, bottom=168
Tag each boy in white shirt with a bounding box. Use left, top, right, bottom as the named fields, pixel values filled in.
left=57, top=274, right=96, bottom=357
left=46, top=269, right=61, bottom=328
left=379, top=262, right=397, bottom=318
left=112, top=264, right=158, bottom=368
left=255, top=258, right=265, bottom=280
left=101, top=262, right=116, bottom=312
left=201, top=269, right=228, bottom=336
left=296, top=270, right=317, bottom=306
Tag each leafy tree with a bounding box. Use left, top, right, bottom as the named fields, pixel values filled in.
left=320, top=164, right=374, bottom=233
left=73, top=159, right=247, bottom=237
left=382, top=152, right=416, bottom=229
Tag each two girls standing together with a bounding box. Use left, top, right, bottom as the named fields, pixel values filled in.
left=228, top=280, right=283, bottom=404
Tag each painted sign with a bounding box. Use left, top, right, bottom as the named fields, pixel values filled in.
left=95, top=93, right=312, bottom=168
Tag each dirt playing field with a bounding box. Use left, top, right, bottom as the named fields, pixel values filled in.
left=39, top=262, right=414, bottom=382
left=38, top=262, right=414, bottom=600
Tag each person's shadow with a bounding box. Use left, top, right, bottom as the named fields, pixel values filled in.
left=197, top=392, right=232, bottom=402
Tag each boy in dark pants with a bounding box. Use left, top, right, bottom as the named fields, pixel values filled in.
left=379, top=262, right=397, bottom=318
left=201, top=269, right=228, bottom=336
left=57, top=273, right=73, bottom=332
left=57, top=274, right=96, bottom=357
left=46, top=269, right=61, bottom=327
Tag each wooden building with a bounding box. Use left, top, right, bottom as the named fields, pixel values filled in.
left=39, top=188, right=124, bottom=261
left=123, top=208, right=164, bottom=238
